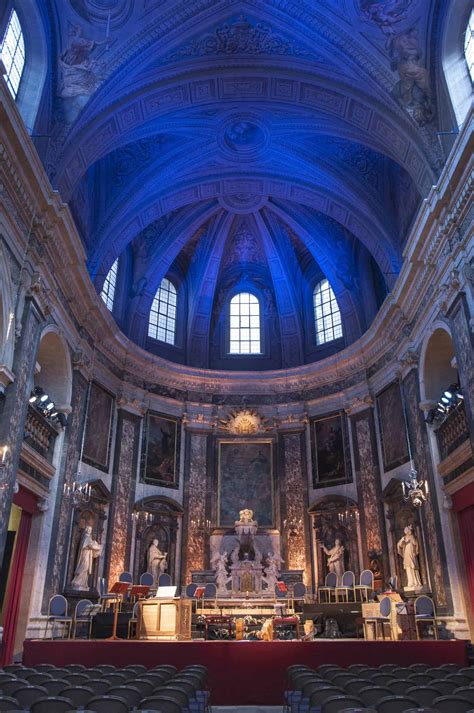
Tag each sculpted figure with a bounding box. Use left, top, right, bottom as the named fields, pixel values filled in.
left=263, top=551, right=283, bottom=591
left=147, top=538, right=167, bottom=587
left=213, top=551, right=231, bottom=594
left=397, top=524, right=422, bottom=589
left=71, top=525, right=102, bottom=591
left=321, top=538, right=345, bottom=585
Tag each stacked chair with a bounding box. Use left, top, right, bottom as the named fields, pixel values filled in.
left=0, top=662, right=209, bottom=712
left=286, top=661, right=474, bottom=713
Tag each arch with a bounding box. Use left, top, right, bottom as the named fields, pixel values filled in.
left=313, top=279, right=343, bottom=345
left=441, top=0, right=473, bottom=127
left=1, top=0, right=49, bottom=131
left=419, top=324, right=458, bottom=404
left=34, top=327, right=72, bottom=410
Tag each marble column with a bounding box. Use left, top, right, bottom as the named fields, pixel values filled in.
left=182, top=427, right=209, bottom=584
left=447, top=295, right=474, bottom=450
left=42, top=366, right=88, bottom=607
left=402, top=367, right=451, bottom=610
left=0, top=297, right=43, bottom=562
left=104, top=408, right=141, bottom=585
left=280, top=427, right=311, bottom=583
left=350, top=405, right=388, bottom=577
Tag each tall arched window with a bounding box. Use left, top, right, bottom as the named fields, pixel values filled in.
left=100, top=258, right=118, bottom=312
left=229, top=292, right=261, bottom=354
left=1, top=10, right=25, bottom=99
left=149, top=278, right=177, bottom=344
left=465, top=9, right=474, bottom=82
left=313, top=279, right=343, bottom=345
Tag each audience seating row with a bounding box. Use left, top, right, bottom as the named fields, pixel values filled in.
left=0, top=662, right=208, bottom=712
left=286, top=662, right=474, bottom=713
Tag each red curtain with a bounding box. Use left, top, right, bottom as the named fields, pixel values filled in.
left=0, top=507, right=32, bottom=665
left=457, top=504, right=474, bottom=619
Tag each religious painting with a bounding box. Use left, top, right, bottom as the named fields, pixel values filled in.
left=218, top=440, right=274, bottom=527
left=311, top=412, right=350, bottom=487
left=82, top=381, right=114, bottom=471
left=376, top=381, right=409, bottom=471
left=141, top=412, right=180, bottom=487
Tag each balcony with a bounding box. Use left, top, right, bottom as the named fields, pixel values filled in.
left=23, top=405, right=59, bottom=462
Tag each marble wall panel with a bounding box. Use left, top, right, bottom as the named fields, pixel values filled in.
left=106, top=412, right=139, bottom=585
left=351, top=409, right=386, bottom=569
left=282, top=432, right=308, bottom=581
left=0, top=299, right=42, bottom=560
left=183, top=432, right=207, bottom=583
left=403, top=368, right=449, bottom=609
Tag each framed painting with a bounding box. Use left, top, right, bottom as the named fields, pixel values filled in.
left=82, top=381, right=114, bottom=471
left=217, top=440, right=274, bottom=527
left=311, top=412, right=351, bottom=487
left=141, top=412, right=180, bottom=487
left=376, top=381, right=409, bottom=471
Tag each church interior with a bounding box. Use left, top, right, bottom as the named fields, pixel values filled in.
left=0, top=0, right=473, bottom=709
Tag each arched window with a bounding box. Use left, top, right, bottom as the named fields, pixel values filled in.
left=465, top=9, right=474, bottom=82
left=149, top=278, right=177, bottom=344
left=1, top=9, right=25, bottom=99
left=313, top=279, right=343, bottom=345
left=229, top=292, right=261, bottom=354
left=100, top=258, right=118, bottom=312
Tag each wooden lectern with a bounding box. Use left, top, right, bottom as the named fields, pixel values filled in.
left=138, top=598, right=192, bottom=640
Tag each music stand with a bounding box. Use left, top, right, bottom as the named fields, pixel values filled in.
left=195, top=586, right=205, bottom=616
left=130, top=585, right=150, bottom=603
left=106, top=581, right=130, bottom=640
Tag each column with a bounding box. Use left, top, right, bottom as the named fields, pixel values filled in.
left=41, top=364, right=88, bottom=607
left=402, top=366, right=451, bottom=609
left=104, top=406, right=141, bottom=585
left=280, top=424, right=311, bottom=584
left=0, top=297, right=43, bottom=561
left=349, top=401, right=388, bottom=580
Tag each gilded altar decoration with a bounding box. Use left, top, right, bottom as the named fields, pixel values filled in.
left=219, top=409, right=270, bottom=435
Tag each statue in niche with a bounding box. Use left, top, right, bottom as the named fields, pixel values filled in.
left=320, top=538, right=345, bottom=585
left=397, top=524, right=422, bottom=590
left=212, top=551, right=231, bottom=594
left=147, top=538, right=167, bottom=587
left=263, top=551, right=284, bottom=591
left=71, top=525, right=102, bottom=590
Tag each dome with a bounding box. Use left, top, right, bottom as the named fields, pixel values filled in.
left=53, top=11, right=433, bottom=370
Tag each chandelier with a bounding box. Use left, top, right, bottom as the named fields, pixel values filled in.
left=337, top=507, right=360, bottom=528
left=402, top=467, right=428, bottom=508
left=132, top=509, right=154, bottom=526
left=63, top=481, right=91, bottom=505
left=190, top=516, right=212, bottom=534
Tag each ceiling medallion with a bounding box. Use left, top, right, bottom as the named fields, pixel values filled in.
left=219, top=408, right=270, bottom=435
left=218, top=114, right=269, bottom=161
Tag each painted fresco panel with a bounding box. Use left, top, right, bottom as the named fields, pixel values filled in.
left=141, top=412, right=180, bottom=487
left=376, top=381, right=409, bottom=471
left=83, top=382, right=114, bottom=471
left=311, top=413, right=349, bottom=487
left=218, top=440, right=273, bottom=527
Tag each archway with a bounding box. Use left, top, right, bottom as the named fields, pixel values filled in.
left=34, top=328, right=72, bottom=411
left=133, top=497, right=183, bottom=586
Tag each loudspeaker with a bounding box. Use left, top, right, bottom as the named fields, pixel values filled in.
left=90, top=612, right=131, bottom=639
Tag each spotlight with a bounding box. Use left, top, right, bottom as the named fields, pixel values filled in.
left=440, top=395, right=450, bottom=404
left=45, top=401, right=55, bottom=411
left=443, top=390, right=453, bottom=399
left=39, top=393, right=49, bottom=403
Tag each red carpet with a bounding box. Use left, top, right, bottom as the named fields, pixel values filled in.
left=23, top=639, right=469, bottom=705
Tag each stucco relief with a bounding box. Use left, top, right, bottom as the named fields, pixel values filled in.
left=184, top=433, right=207, bottom=581
left=108, top=416, right=137, bottom=585
left=282, top=434, right=307, bottom=578
left=403, top=369, right=447, bottom=607
left=354, top=416, right=383, bottom=553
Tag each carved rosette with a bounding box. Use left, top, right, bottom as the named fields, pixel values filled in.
left=403, top=370, right=448, bottom=607
left=107, top=414, right=138, bottom=585
left=184, top=433, right=208, bottom=582
left=282, top=433, right=308, bottom=580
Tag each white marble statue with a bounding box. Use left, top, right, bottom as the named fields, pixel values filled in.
left=321, top=538, right=345, bottom=585
left=213, top=551, right=231, bottom=594
left=71, top=525, right=102, bottom=591
left=397, top=524, right=422, bottom=590
left=263, top=551, right=283, bottom=591
left=147, top=539, right=167, bottom=587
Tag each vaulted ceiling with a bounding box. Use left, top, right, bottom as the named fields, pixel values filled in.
left=44, top=0, right=443, bottom=369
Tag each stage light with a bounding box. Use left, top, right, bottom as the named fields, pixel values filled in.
left=443, top=390, right=453, bottom=399
left=440, top=395, right=450, bottom=404
left=45, top=401, right=55, bottom=411
left=39, top=393, right=49, bottom=403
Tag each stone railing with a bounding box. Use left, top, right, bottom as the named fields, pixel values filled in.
left=23, top=406, right=59, bottom=462
left=436, top=402, right=470, bottom=461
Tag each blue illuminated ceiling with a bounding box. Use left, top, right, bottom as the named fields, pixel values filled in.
left=46, top=0, right=442, bottom=369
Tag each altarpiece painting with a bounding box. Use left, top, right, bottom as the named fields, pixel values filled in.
left=311, top=412, right=350, bottom=487
left=218, top=440, right=274, bottom=527
left=82, top=381, right=114, bottom=471
left=377, top=382, right=409, bottom=471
